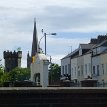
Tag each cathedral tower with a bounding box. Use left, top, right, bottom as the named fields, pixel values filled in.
left=27, top=19, right=38, bottom=68
left=31, top=18, right=38, bottom=58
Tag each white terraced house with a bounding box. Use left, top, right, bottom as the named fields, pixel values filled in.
left=61, top=35, right=107, bottom=87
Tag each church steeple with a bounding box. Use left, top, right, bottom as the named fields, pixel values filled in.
left=31, top=18, right=38, bottom=57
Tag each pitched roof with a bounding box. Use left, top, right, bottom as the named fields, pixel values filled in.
left=93, top=39, right=107, bottom=48
left=61, top=48, right=79, bottom=60
left=79, top=44, right=95, bottom=49
left=61, top=44, right=95, bottom=60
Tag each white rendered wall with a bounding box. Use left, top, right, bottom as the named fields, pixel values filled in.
left=31, top=53, right=49, bottom=87
left=61, top=57, right=70, bottom=75
left=71, top=57, right=78, bottom=80
left=92, top=55, right=101, bottom=80
left=83, top=53, right=91, bottom=78
left=77, top=55, right=84, bottom=81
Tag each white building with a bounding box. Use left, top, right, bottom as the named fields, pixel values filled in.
left=61, top=49, right=79, bottom=80
left=61, top=56, right=71, bottom=76
left=92, top=39, right=107, bottom=86
left=83, top=51, right=92, bottom=79
left=71, top=56, right=78, bottom=82
left=71, top=44, right=94, bottom=82
left=61, top=35, right=107, bottom=86
left=31, top=53, right=49, bottom=87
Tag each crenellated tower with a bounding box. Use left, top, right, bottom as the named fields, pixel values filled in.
left=3, top=50, right=22, bottom=72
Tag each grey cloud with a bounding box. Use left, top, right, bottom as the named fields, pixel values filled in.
left=0, top=0, right=107, bottom=67
left=36, top=5, right=107, bottom=32
left=4, top=3, right=107, bottom=34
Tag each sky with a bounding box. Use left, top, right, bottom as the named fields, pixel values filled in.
left=0, top=0, right=107, bottom=67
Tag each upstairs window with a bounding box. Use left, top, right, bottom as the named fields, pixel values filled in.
left=85, top=64, right=87, bottom=75
left=68, top=64, right=71, bottom=75
left=97, top=65, right=100, bottom=76
left=102, top=64, right=104, bottom=75
left=93, top=66, right=95, bottom=75
left=65, top=65, right=67, bottom=74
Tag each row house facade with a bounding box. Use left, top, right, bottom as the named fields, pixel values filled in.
left=70, top=44, right=93, bottom=85
left=61, top=35, right=107, bottom=86
left=61, top=49, right=79, bottom=80
left=92, top=39, right=107, bottom=86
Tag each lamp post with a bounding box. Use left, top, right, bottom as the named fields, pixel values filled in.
left=44, top=32, right=56, bottom=55
left=44, top=33, right=46, bottom=55
left=39, top=29, right=56, bottom=55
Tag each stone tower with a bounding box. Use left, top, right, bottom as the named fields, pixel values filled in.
left=3, top=50, right=22, bottom=72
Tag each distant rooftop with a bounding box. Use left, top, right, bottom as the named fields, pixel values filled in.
left=61, top=34, right=107, bottom=60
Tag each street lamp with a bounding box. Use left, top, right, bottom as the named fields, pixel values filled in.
left=44, top=32, right=56, bottom=55
left=39, top=29, right=56, bottom=55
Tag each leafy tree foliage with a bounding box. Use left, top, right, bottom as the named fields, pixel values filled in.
left=0, top=66, right=10, bottom=86
left=0, top=72, right=11, bottom=84
left=9, top=67, right=30, bottom=82
left=49, top=63, right=61, bottom=85
left=0, top=67, right=3, bottom=78
left=0, top=67, right=30, bottom=86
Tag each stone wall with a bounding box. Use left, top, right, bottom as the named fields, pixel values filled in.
left=0, top=87, right=107, bottom=107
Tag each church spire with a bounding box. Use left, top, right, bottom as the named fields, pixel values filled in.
left=31, top=18, right=38, bottom=57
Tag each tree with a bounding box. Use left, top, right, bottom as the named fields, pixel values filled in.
left=49, top=63, right=61, bottom=85
left=0, top=67, right=31, bottom=87
left=0, top=67, right=3, bottom=78
left=0, top=66, right=11, bottom=86
left=0, top=72, right=11, bottom=84
left=9, top=67, right=30, bottom=82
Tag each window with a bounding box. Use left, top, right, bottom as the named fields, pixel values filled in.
left=93, top=66, right=95, bottom=75
left=97, top=47, right=100, bottom=54
left=81, top=65, right=83, bottom=76
left=62, top=66, right=64, bottom=75
left=97, top=65, right=99, bottom=76
left=78, top=66, right=79, bottom=69
left=75, top=67, right=76, bottom=76
left=106, top=63, right=107, bottom=74
left=88, top=63, right=91, bottom=73
left=68, top=64, right=71, bottom=75
left=102, top=64, right=104, bottom=75
left=71, top=68, right=73, bottom=76
left=78, top=71, right=80, bottom=76
left=65, top=65, right=67, bottom=74
left=78, top=66, right=80, bottom=76
left=93, top=48, right=97, bottom=55
left=85, top=64, right=87, bottom=75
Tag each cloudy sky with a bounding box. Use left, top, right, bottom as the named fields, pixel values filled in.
left=0, top=0, right=107, bottom=67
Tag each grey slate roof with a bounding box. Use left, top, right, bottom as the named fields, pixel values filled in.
left=93, top=39, right=107, bottom=48
left=61, top=43, right=95, bottom=60
left=79, top=44, right=95, bottom=49
left=61, top=48, right=79, bottom=60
